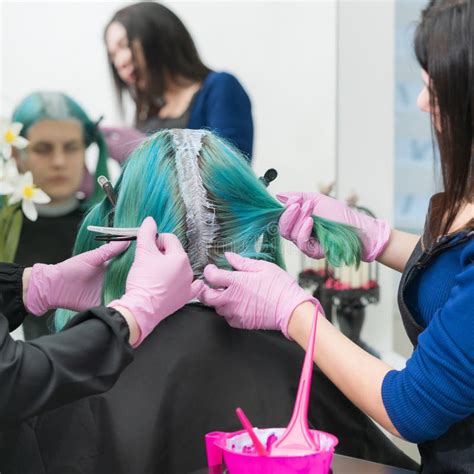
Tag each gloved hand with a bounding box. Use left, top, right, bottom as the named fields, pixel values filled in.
left=108, top=217, right=203, bottom=346
left=198, top=252, right=319, bottom=339
left=25, top=241, right=130, bottom=316
left=277, top=192, right=391, bottom=262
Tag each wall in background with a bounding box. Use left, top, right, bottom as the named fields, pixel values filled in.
left=336, top=0, right=395, bottom=353
left=394, top=0, right=437, bottom=234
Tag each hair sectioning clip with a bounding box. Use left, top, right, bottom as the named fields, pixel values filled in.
left=98, top=175, right=117, bottom=208
left=97, top=175, right=117, bottom=231
left=259, top=168, right=278, bottom=187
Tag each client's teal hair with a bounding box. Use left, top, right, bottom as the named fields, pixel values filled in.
left=55, top=130, right=361, bottom=330
left=11, top=91, right=109, bottom=206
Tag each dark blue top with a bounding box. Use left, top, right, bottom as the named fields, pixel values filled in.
left=382, top=237, right=474, bottom=442
left=188, top=71, right=253, bottom=159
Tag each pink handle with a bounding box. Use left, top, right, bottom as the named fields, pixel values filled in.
left=273, top=306, right=319, bottom=452
left=205, top=432, right=225, bottom=467
left=236, top=407, right=268, bottom=456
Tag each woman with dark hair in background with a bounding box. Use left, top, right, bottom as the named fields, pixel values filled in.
left=199, top=1, right=474, bottom=472
left=104, top=1, right=254, bottom=159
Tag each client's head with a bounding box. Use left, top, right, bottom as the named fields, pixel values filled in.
left=11, top=91, right=109, bottom=206
left=56, top=129, right=361, bottom=329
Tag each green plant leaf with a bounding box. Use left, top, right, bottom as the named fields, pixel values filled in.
left=0, top=205, right=23, bottom=263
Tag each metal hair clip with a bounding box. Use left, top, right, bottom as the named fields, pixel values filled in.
left=259, top=168, right=278, bottom=187
left=97, top=175, right=118, bottom=232
left=98, top=175, right=117, bottom=207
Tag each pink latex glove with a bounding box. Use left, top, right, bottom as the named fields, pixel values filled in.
left=108, top=217, right=203, bottom=346
left=277, top=192, right=391, bottom=262
left=101, top=126, right=146, bottom=164
left=198, top=252, right=319, bottom=339
left=26, top=241, right=129, bottom=316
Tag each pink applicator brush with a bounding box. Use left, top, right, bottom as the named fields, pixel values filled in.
left=271, top=305, right=320, bottom=455
left=235, top=407, right=268, bottom=456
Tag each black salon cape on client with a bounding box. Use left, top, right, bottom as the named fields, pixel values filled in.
left=0, top=304, right=418, bottom=474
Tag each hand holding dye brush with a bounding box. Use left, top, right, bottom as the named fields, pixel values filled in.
left=198, top=252, right=321, bottom=338
left=277, top=192, right=390, bottom=263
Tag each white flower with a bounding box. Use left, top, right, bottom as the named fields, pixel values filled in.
left=8, top=171, right=51, bottom=221
left=0, top=158, right=19, bottom=195
left=1, top=120, right=29, bottom=160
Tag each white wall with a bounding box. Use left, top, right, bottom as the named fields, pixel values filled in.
left=336, top=0, right=395, bottom=353
left=1, top=0, right=338, bottom=276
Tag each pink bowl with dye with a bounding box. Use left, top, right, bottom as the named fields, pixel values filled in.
left=206, top=428, right=338, bottom=474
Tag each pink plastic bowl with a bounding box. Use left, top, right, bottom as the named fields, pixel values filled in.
left=206, top=428, right=338, bottom=474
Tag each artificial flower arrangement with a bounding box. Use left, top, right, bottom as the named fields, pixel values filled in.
left=0, top=120, right=50, bottom=262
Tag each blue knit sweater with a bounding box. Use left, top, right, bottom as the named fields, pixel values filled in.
left=382, top=236, right=474, bottom=443
left=188, top=71, right=254, bottom=159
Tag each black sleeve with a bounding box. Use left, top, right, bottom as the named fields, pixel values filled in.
left=0, top=278, right=134, bottom=426
left=0, top=263, right=28, bottom=331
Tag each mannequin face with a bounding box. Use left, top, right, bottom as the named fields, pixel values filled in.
left=106, top=21, right=148, bottom=91
left=19, top=119, right=85, bottom=204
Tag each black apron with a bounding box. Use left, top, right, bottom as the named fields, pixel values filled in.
left=397, top=200, right=474, bottom=473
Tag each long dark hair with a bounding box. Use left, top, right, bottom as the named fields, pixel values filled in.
left=414, top=0, right=473, bottom=238
left=105, top=2, right=210, bottom=122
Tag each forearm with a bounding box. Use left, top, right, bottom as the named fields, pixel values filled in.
left=288, top=302, right=401, bottom=437
left=0, top=306, right=133, bottom=426
left=377, top=229, right=420, bottom=272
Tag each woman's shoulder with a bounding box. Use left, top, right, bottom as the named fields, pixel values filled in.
left=201, top=71, right=246, bottom=93
left=442, top=233, right=474, bottom=300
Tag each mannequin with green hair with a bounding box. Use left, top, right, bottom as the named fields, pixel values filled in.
left=11, top=91, right=110, bottom=206
left=10, top=91, right=111, bottom=339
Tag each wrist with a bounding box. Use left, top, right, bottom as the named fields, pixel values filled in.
left=110, top=304, right=141, bottom=347
left=22, top=267, right=32, bottom=309
left=24, top=263, right=54, bottom=316
left=287, top=301, right=319, bottom=341
left=364, top=218, right=392, bottom=262
left=109, top=293, right=159, bottom=346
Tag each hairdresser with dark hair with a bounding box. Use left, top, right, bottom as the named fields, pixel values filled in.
left=199, top=1, right=474, bottom=472
left=0, top=217, right=200, bottom=426
left=104, top=1, right=254, bottom=159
